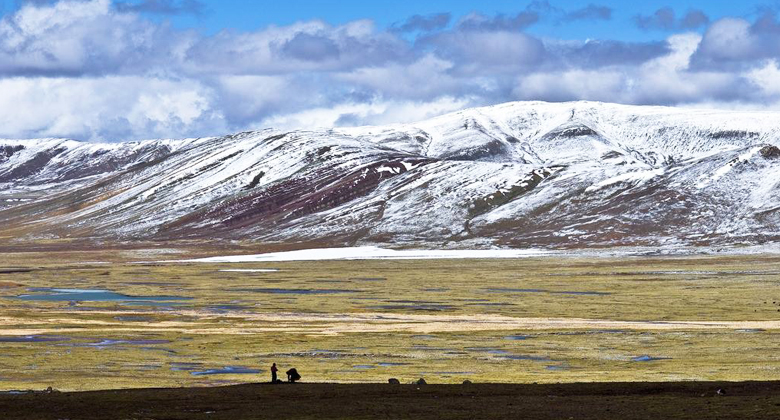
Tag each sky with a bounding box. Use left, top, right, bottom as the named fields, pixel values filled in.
left=0, top=0, right=780, bottom=141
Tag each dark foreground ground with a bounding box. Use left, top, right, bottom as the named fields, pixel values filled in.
left=2, top=381, right=780, bottom=420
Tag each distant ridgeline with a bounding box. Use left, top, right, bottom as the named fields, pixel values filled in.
left=2, top=101, right=780, bottom=249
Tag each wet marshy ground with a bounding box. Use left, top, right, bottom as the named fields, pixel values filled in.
left=0, top=251, right=780, bottom=390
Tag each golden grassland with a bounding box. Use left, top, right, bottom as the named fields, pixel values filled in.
left=1, top=248, right=780, bottom=391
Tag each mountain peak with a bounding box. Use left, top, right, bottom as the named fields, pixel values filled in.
left=2, top=101, right=780, bottom=250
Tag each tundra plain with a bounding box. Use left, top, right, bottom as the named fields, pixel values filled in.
left=1, top=248, right=779, bottom=391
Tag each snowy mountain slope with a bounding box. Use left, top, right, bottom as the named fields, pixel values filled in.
left=2, top=100, right=780, bottom=249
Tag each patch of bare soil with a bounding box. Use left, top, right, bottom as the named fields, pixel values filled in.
left=1, top=381, right=780, bottom=420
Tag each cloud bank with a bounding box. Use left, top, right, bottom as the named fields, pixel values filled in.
left=0, top=0, right=779, bottom=141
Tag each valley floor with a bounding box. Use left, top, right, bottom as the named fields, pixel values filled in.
left=2, top=247, right=780, bottom=392
left=2, top=381, right=780, bottom=419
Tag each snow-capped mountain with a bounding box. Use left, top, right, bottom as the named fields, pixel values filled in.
left=2, top=100, right=780, bottom=249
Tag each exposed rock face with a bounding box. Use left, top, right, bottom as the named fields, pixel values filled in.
left=3, top=100, right=780, bottom=249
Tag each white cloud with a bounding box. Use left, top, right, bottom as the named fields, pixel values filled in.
left=336, top=55, right=457, bottom=99
left=0, top=0, right=778, bottom=141
left=696, top=18, right=757, bottom=62
left=746, top=60, right=780, bottom=96
left=515, top=70, right=629, bottom=103
left=0, top=76, right=224, bottom=141
left=260, top=97, right=471, bottom=130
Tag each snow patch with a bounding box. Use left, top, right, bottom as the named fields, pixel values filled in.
left=586, top=168, right=664, bottom=193
left=696, top=147, right=762, bottom=189
left=176, top=246, right=551, bottom=263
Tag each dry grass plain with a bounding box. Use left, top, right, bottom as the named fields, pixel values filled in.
left=1, top=247, right=780, bottom=391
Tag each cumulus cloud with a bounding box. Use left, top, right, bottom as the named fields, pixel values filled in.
left=563, top=4, right=612, bottom=22
left=390, top=13, right=450, bottom=33
left=0, top=0, right=186, bottom=76
left=114, top=0, right=204, bottom=15
left=0, top=0, right=778, bottom=142
left=554, top=40, right=670, bottom=68
left=0, top=76, right=224, bottom=140
left=456, top=11, right=540, bottom=32
left=635, top=7, right=709, bottom=31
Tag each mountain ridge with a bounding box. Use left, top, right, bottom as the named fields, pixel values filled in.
left=2, top=100, right=780, bottom=249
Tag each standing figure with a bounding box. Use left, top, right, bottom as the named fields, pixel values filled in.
left=271, top=363, right=278, bottom=383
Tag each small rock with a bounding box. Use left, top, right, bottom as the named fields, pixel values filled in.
left=416, top=378, right=427, bottom=385
left=716, top=388, right=726, bottom=395
left=462, top=380, right=473, bottom=385
left=760, top=145, right=780, bottom=159
left=388, top=378, right=400, bottom=384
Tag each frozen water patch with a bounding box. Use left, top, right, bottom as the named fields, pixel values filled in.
left=179, top=246, right=551, bottom=263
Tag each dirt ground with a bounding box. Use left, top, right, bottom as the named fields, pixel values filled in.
left=2, top=381, right=780, bottom=420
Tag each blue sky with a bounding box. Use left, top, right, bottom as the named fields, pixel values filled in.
left=0, top=0, right=780, bottom=141
left=57, top=0, right=774, bottom=40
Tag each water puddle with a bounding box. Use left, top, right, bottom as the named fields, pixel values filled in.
left=352, top=365, right=375, bottom=369
left=0, top=269, right=34, bottom=275
left=377, top=362, right=411, bottom=367
left=632, top=355, right=671, bottom=362
left=17, top=288, right=192, bottom=306
left=485, top=288, right=546, bottom=293
left=219, top=269, right=279, bottom=273
left=209, top=304, right=252, bottom=312
left=232, top=288, right=359, bottom=295
left=367, top=304, right=454, bottom=311
left=124, top=282, right=180, bottom=287
left=504, top=335, right=530, bottom=340
left=387, top=300, right=445, bottom=304
left=466, top=347, right=510, bottom=355
left=484, top=288, right=611, bottom=296
left=171, top=362, right=203, bottom=372
left=554, top=291, right=611, bottom=296
left=191, top=366, right=261, bottom=376
left=501, top=354, right=551, bottom=361
left=76, top=339, right=171, bottom=348
left=114, top=316, right=152, bottom=322
left=0, top=335, right=69, bottom=343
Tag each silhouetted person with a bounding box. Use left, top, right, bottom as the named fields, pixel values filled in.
left=286, top=368, right=301, bottom=383
left=271, top=363, right=278, bottom=383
